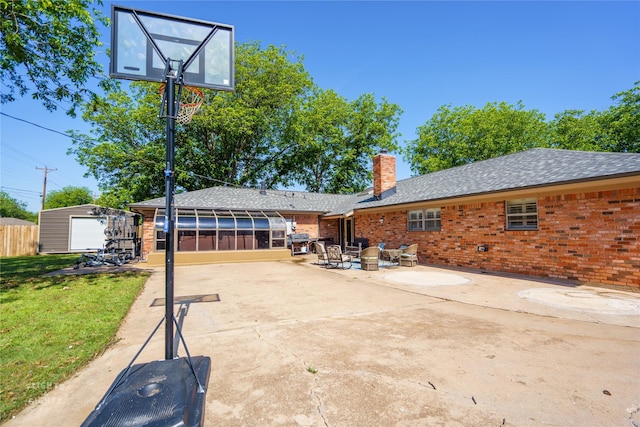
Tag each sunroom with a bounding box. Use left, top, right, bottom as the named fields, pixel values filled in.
left=144, top=208, right=291, bottom=265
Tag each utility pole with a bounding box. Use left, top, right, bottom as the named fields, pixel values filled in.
left=36, top=166, right=56, bottom=210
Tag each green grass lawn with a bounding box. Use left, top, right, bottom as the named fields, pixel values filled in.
left=0, top=255, right=150, bottom=422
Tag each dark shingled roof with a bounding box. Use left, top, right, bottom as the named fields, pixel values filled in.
left=129, top=186, right=354, bottom=213
left=352, top=148, right=640, bottom=210
left=130, top=149, right=640, bottom=215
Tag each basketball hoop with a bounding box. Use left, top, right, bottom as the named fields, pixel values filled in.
left=159, top=84, right=204, bottom=124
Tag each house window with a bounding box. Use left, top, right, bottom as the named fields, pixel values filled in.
left=408, top=208, right=441, bottom=231
left=506, top=199, right=538, bottom=230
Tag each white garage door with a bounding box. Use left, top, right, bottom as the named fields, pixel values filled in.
left=70, top=217, right=106, bottom=251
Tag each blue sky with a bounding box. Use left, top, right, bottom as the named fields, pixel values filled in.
left=1, top=1, right=639, bottom=213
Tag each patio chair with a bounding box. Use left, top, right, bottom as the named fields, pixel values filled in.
left=377, top=243, right=388, bottom=262
left=326, top=245, right=352, bottom=269
left=399, top=244, right=418, bottom=267
left=314, top=242, right=330, bottom=268
left=344, top=241, right=362, bottom=258
left=360, top=246, right=380, bottom=271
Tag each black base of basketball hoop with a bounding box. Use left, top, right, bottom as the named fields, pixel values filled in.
left=81, top=356, right=211, bottom=427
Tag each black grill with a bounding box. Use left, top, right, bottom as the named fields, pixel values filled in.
left=288, top=233, right=315, bottom=255
left=288, top=233, right=311, bottom=244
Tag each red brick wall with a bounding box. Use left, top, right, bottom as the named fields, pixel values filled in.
left=354, top=187, right=640, bottom=288
left=373, top=153, right=396, bottom=197
left=286, top=214, right=318, bottom=237
left=319, top=218, right=339, bottom=245
left=140, top=210, right=155, bottom=259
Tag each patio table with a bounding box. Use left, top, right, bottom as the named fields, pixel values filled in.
left=381, top=248, right=402, bottom=266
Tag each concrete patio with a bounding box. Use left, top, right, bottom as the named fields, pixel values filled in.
left=6, top=257, right=640, bottom=426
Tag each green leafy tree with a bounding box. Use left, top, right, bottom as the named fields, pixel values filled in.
left=548, top=109, right=607, bottom=151
left=285, top=88, right=351, bottom=193
left=288, top=90, right=402, bottom=193
left=70, top=41, right=402, bottom=205
left=44, top=186, right=94, bottom=209
left=599, top=82, right=639, bottom=153
left=549, top=82, right=639, bottom=153
left=71, top=43, right=313, bottom=207
left=69, top=82, right=165, bottom=208
left=0, top=191, right=37, bottom=222
left=0, top=0, right=108, bottom=115
left=405, top=101, right=549, bottom=174
left=186, top=42, right=314, bottom=189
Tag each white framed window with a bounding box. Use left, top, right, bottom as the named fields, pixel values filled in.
left=408, top=208, right=441, bottom=231
left=506, top=199, right=538, bottom=230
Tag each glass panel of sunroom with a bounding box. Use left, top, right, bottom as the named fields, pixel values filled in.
left=236, top=218, right=253, bottom=229
left=198, top=210, right=216, bottom=229
left=269, top=216, right=286, bottom=229
left=254, top=217, right=270, bottom=229
left=217, top=217, right=235, bottom=229
left=237, top=229, right=253, bottom=250
left=177, top=230, right=196, bottom=251
left=154, top=209, right=166, bottom=228
left=235, top=215, right=253, bottom=229
left=155, top=230, right=166, bottom=250
left=271, top=229, right=285, bottom=248
left=198, top=230, right=216, bottom=250
left=218, top=230, right=235, bottom=250
left=255, top=230, right=269, bottom=249
left=176, top=209, right=197, bottom=228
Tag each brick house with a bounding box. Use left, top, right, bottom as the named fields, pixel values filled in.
left=129, top=148, right=640, bottom=288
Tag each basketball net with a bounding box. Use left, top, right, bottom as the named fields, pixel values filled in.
left=159, top=84, right=204, bottom=125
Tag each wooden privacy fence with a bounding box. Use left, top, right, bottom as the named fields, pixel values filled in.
left=0, top=225, right=39, bottom=257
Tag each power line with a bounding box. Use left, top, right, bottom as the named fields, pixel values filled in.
left=2, top=110, right=303, bottom=199
left=0, top=111, right=244, bottom=189
left=0, top=186, right=41, bottom=195
left=1, top=112, right=73, bottom=139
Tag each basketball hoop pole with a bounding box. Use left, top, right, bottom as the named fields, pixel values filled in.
left=162, top=60, right=183, bottom=360
left=80, top=8, right=229, bottom=424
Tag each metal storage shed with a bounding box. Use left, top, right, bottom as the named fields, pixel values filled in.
left=38, top=204, right=139, bottom=255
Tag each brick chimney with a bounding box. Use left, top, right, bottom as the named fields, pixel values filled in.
left=373, top=151, right=396, bottom=200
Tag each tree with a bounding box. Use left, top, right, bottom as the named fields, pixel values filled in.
left=69, top=82, right=166, bottom=208
left=285, top=88, right=352, bottom=193
left=70, top=41, right=403, bottom=205
left=548, top=109, right=607, bottom=152
left=0, top=0, right=108, bottom=115
left=337, top=93, right=402, bottom=193
left=288, top=90, right=402, bottom=193
left=548, top=82, right=639, bottom=153
left=0, top=191, right=37, bottom=222
left=600, top=82, right=639, bottom=153
left=405, top=101, right=549, bottom=174
left=185, top=42, right=315, bottom=189
left=44, top=186, right=94, bottom=209
left=70, top=42, right=314, bottom=207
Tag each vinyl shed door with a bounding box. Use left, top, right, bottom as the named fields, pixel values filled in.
left=70, top=217, right=106, bottom=251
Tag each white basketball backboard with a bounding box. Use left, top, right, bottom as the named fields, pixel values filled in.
left=110, top=5, right=234, bottom=91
